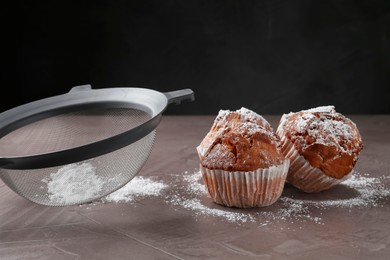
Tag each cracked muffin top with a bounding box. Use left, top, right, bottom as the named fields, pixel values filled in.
left=196, top=107, right=285, bottom=171
left=276, top=106, right=363, bottom=179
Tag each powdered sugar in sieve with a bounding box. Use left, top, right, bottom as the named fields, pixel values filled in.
left=42, top=162, right=104, bottom=204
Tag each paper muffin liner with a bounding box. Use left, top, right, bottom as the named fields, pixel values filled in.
left=276, top=126, right=352, bottom=193
left=199, top=159, right=290, bottom=208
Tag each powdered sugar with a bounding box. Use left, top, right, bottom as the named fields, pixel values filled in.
left=169, top=195, right=255, bottom=223
left=306, top=105, right=336, bottom=113
left=41, top=162, right=167, bottom=205
left=169, top=172, right=255, bottom=223
left=42, top=162, right=388, bottom=228
left=104, top=176, right=168, bottom=203
left=283, top=173, right=390, bottom=209
left=166, top=169, right=389, bottom=226
left=183, top=170, right=207, bottom=195
left=215, top=107, right=272, bottom=131
left=42, top=162, right=104, bottom=204
left=239, top=121, right=270, bottom=136
left=236, top=107, right=270, bottom=128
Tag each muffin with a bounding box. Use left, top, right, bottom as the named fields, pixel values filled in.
left=276, top=106, right=364, bottom=193
left=197, top=107, right=290, bottom=208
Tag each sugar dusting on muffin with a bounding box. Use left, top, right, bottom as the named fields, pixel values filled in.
left=197, top=107, right=284, bottom=172
left=278, top=105, right=363, bottom=179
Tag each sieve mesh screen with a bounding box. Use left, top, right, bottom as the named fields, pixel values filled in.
left=0, top=108, right=151, bottom=157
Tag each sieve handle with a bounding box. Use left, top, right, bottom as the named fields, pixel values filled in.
left=164, top=89, right=195, bottom=105
left=0, top=157, right=10, bottom=167
left=69, top=84, right=92, bottom=92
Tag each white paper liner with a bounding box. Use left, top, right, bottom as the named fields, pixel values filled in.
left=276, top=125, right=352, bottom=193
left=200, top=159, right=289, bottom=208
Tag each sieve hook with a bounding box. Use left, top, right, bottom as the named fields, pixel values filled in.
left=164, top=89, right=195, bottom=105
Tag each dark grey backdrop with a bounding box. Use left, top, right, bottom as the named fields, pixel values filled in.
left=6, top=0, right=390, bottom=115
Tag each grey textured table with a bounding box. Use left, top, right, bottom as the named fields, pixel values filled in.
left=0, top=115, right=389, bottom=259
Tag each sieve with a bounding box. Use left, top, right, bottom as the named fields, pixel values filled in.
left=0, top=84, right=194, bottom=206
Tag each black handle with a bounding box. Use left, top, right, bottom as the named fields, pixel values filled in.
left=69, top=84, right=92, bottom=92
left=164, top=89, right=195, bottom=105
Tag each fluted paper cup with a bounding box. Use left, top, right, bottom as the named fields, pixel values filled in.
left=200, top=159, right=289, bottom=208
left=276, top=126, right=352, bottom=193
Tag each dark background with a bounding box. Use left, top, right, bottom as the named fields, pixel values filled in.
left=5, top=0, right=390, bottom=115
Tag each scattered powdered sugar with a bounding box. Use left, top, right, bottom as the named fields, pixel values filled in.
left=169, top=195, right=255, bottom=223
left=166, top=169, right=389, bottom=226
left=183, top=170, right=207, bottom=195
left=43, top=161, right=388, bottom=227
left=41, top=161, right=389, bottom=228
left=166, top=170, right=318, bottom=225
left=42, top=162, right=104, bottom=204
left=282, top=173, right=390, bottom=209
left=104, top=176, right=168, bottom=203
left=173, top=171, right=254, bottom=223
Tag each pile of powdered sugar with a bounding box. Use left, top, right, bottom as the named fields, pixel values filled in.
left=166, top=169, right=390, bottom=225
left=42, top=162, right=104, bottom=204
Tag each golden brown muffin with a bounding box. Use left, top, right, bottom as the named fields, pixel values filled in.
left=276, top=105, right=364, bottom=192
left=197, top=107, right=289, bottom=208
left=198, top=108, right=284, bottom=171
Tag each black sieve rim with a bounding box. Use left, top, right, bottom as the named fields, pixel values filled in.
left=0, top=85, right=194, bottom=170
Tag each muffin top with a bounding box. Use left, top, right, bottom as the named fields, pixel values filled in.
left=277, top=106, right=363, bottom=179
left=197, top=107, right=285, bottom=171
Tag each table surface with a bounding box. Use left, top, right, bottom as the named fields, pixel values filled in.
left=1, top=115, right=389, bottom=260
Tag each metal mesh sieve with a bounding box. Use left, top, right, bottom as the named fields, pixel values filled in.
left=0, top=85, right=194, bottom=206
left=0, top=108, right=155, bottom=206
